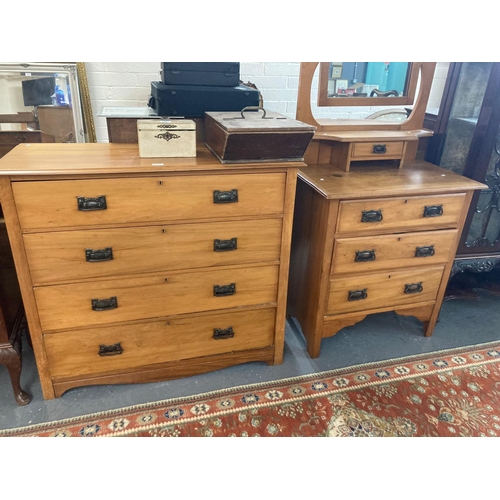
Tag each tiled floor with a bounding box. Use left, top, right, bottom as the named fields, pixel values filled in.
left=1, top=291, right=500, bottom=431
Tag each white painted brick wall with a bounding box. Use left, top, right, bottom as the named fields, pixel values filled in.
left=85, top=62, right=450, bottom=142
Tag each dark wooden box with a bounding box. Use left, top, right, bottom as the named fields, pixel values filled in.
left=204, top=107, right=316, bottom=164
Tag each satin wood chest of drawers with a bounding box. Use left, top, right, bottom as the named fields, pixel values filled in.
left=287, top=161, right=485, bottom=358
left=0, top=143, right=300, bottom=399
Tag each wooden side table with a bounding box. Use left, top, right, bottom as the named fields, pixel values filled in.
left=99, top=106, right=206, bottom=143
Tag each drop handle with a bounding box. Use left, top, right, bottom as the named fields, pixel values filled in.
left=213, top=189, right=238, bottom=204
left=423, top=205, right=443, bottom=217
left=213, top=283, right=236, bottom=297
left=361, top=210, right=383, bottom=223
left=91, top=296, right=118, bottom=311
left=348, top=289, right=367, bottom=301
left=213, top=327, right=235, bottom=340
left=85, top=247, right=113, bottom=262
left=372, top=144, right=387, bottom=154
left=404, top=282, right=423, bottom=294
left=77, top=195, right=107, bottom=211
left=98, top=342, right=123, bottom=356
left=355, top=249, right=376, bottom=262
left=415, top=245, right=435, bottom=258
left=214, top=238, right=237, bottom=252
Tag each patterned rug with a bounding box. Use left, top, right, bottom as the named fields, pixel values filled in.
left=2, top=340, right=500, bottom=437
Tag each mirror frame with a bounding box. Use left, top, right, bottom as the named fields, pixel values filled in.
left=0, top=62, right=96, bottom=143
left=76, top=62, right=96, bottom=142
left=296, top=62, right=436, bottom=132
left=317, top=62, right=419, bottom=107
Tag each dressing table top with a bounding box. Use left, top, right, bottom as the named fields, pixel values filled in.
left=298, top=160, right=486, bottom=200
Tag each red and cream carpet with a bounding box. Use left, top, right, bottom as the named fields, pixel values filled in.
left=2, top=340, right=500, bottom=437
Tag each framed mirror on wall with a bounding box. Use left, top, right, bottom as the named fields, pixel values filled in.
left=0, top=62, right=96, bottom=157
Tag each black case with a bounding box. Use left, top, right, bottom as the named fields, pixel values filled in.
left=160, top=63, right=240, bottom=87
left=149, top=81, right=260, bottom=118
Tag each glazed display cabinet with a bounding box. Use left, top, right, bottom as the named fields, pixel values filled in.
left=426, top=62, right=500, bottom=298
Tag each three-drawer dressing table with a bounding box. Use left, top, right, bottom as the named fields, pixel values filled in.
left=288, top=62, right=486, bottom=358
left=287, top=161, right=485, bottom=358
left=0, top=142, right=300, bottom=399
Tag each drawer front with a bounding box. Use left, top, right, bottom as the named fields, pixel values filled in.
left=44, top=307, right=276, bottom=379
left=12, top=173, right=286, bottom=229
left=352, top=141, right=404, bottom=158
left=331, top=229, right=457, bottom=275
left=24, top=218, right=283, bottom=284
left=35, top=265, right=279, bottom=331
left=337, top=193, right=465, bottom=234
left=326, top=266, right=444, bottom=315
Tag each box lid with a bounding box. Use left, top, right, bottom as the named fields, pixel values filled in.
left=137, top=118, right=196, bottom=131
left=162, top=63, right=239, bottom=74
left=206, top=108, right=316, bottom=133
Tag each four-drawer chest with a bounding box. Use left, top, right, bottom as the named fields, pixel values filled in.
left=0, top=143, right=300, bottom=399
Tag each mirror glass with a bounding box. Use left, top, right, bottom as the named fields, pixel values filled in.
left=326, top=62, right=410, bottom=98
left=317, top=62, right=419, bottom=109
left=0, top=63, right=94, bottom=157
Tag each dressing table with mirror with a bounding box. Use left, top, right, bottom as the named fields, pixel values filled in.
left=287, top=62, right=486, bottom=358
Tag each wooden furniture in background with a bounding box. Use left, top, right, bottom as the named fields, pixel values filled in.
left=0, top=112, right=38, bottom=129
left=287, top=161, right=485, bottom=358
left=37, top=105, right=76, bottom=143
left=106, top=116, right=206, bottom=143
left=0, top=142, right=299, bottom=399
left=0, top=112, right=54, bottom=159
left=0, top=211, right=31, bottom=405
left=102, top=99, right=269, bottom=146
left=0, top=131, right=55, bottom=159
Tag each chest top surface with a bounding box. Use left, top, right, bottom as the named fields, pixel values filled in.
left=298, top=161, right=486, bottom=200
left=0, top=143, right=305, bottom=177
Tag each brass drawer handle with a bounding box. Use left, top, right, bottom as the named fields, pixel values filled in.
left=372, top=144, right=387, bottom=154
left=213, top=326, right=235, bottom=340
left=355, top=249, right=376, bottom=262
left=361, top=209, right=383, bottom=223
left=423, top=205, right=443, bottom=218
left=91, top=296, right=118, bottom=311
left=85, top=247, right=113, bottom=262
left=348, top=289, right=367, bottom=301
left=98, top=342, right=123, bottom=356
left=404, top=282, right=423, bottom=294
left=213, top=283, right=236, bottom=296
left=214, top=238, right=237, bottom=252
left=415, top=245, right=435, bottom=258
left=213, top=189, right=238, bottom=204
left=77, top=195, right=107, bottom=211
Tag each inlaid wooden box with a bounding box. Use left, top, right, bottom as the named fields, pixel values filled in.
left=137, top=119, right=196, bottom=158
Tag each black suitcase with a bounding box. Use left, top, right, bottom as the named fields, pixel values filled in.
left=160, top=62, right=240, bottom=87
left=148, top=81, right=260, bottom=118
